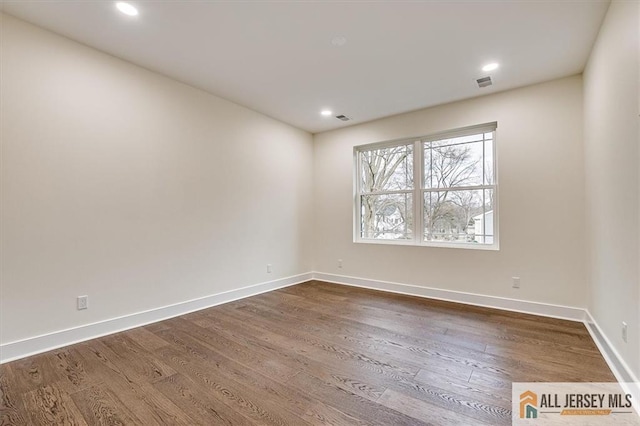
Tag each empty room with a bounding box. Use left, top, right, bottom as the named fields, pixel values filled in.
left=1, top=0, right=639, bottom=425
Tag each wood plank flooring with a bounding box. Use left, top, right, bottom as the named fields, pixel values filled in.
left=1, top=280, right=616, bottom=425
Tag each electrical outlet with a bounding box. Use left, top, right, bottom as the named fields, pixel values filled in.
left=512, top=277, right=520, bottom=289
left=622, top=322, right=628, bottom=343
left=77, top=295, right=88, bottom=310
left=338, top=259, right=343, bottom=269
left=267, top=264, right=272, bottom=273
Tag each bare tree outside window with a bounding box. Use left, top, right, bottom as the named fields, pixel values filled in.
left=424, top=133, right=494, bottom=243
left=359, top=144, right=413, bottom=239
left=355, top=124, right=497, bottom=248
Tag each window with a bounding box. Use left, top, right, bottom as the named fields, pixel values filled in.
left=355, top=122, right=498, bottom=249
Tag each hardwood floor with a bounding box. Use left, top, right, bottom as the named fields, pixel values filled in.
left=1, top=280, right=615, bottom=425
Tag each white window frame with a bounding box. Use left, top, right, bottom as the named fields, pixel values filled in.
left=354, top=122, right=499, bottom=250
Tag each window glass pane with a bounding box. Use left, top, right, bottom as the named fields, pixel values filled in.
left=361, top=193, right=413, bottom=240
left=483, top=188, right=495, bottom=239
left=360, top=144, right=413, bottom=193
left=484, top=138, right=494, bottom=185
left=355, top=125, right=496, bottom=248
left=425, top=140, right=483, bottom=188
left=424, top=189, right=493, bottom=244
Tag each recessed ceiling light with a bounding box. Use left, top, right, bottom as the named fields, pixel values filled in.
left=482, top=62, right=499, bottom=72
left=321, top=110, right=332, bottom=117
left=331, top=36, right=347, bottom=47
left=116, top=2, right=138, bottom=16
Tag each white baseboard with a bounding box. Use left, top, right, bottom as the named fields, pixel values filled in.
left=312, top=272, right=586, bottom=322
left=0, top=272, right=313, bottom=364
left=584, top=310, right=639, bottom=384
left=584, top=311, right=640, bottom=416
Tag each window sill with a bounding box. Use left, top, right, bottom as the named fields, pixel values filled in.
left=354, top=238, right=500, bottom=251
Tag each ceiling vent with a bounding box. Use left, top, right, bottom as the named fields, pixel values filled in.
left=476, top=76, right=492, bottom=88
left=336, top=115, right=350, bottom=121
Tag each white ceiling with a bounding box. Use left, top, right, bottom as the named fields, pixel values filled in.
left=1, top=0, right=610, bottom=133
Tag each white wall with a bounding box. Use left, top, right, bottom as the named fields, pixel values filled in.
left=0, top=14, right=314, bottom=345
left=584, top=0, right=640, bottom=379
left=314, top=76, right=586, bottom=308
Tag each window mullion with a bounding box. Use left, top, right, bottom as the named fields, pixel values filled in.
left=354, top=150, right=362, bottom=241
left=361, top=189, right=413, bottom=196
left=422, top=184, right=495, bottom=192
left=413, top=140, right=423, bottom=245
